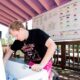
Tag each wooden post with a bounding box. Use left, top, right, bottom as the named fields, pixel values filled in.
left=61, top=43, right=66, bottom=69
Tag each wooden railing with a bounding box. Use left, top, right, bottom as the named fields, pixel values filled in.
left=53, top=41, right=80, bottom=71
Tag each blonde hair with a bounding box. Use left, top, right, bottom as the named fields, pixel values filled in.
left=10, top=21, right=25, bottom=30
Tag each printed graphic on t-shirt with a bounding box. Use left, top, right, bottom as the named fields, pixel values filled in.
left=21, top=43, right=41, bottom=62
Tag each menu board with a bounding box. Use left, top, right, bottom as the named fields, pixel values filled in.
left=32, top=0, right=80, bottom=41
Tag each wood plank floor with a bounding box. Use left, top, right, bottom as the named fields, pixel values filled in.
left=52, top=67, right=80, bottom=80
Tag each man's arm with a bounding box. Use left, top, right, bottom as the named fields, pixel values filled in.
left=3, top=46, right=14, bottom=64
left=40, top=38, right=56, bottom=67
left=31, top=38, right=56, bottom=71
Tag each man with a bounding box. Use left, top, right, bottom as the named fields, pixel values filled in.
left=3, top=21, right=56, bottom=80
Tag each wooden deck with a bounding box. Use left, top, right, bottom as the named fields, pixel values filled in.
left=52, top=67, right=80, bottom=80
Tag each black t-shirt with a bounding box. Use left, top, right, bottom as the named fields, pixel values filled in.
left=11, top=29, right=50, bottom=63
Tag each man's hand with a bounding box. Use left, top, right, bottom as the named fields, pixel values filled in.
left=31, top=64, right=43, bottom=72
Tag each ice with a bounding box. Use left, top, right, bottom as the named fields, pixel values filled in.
left=6, top=71, right=17, bottom=80
left=5, top=60, right=48, bottom=80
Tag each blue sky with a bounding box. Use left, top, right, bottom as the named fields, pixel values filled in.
left=0, top=24, right=8, bottom=38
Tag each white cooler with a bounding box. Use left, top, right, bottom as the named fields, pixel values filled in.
left=5, top=60, right=48, bottom=80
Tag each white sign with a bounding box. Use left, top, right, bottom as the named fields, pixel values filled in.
left=32, top=0, right=80, bottom=41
